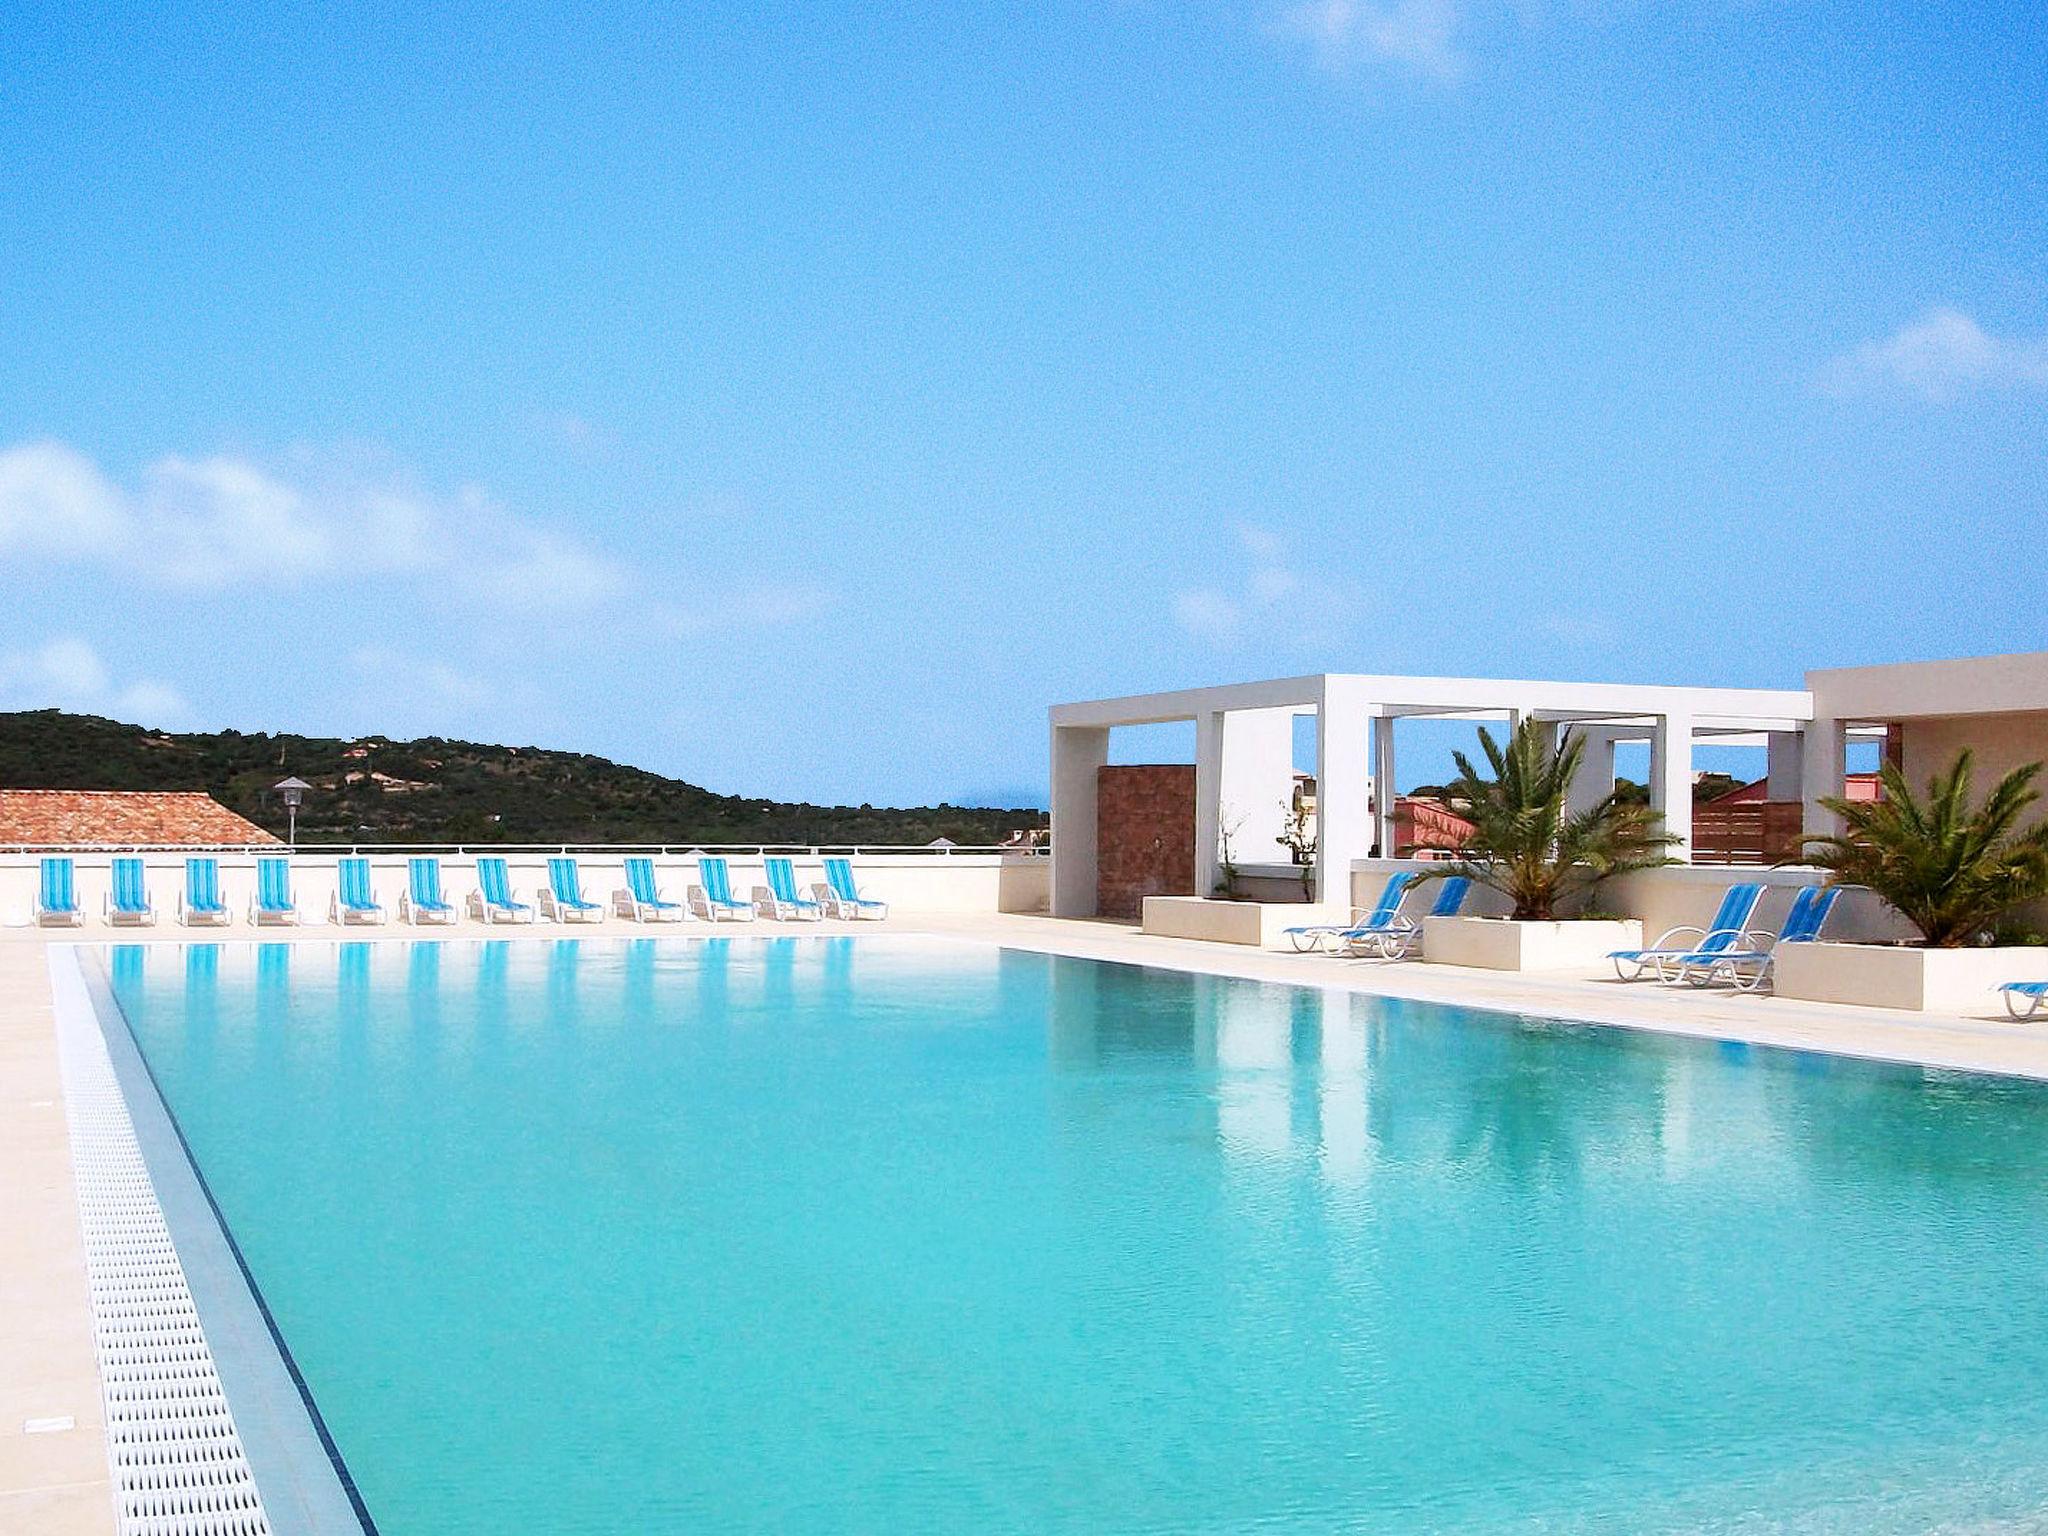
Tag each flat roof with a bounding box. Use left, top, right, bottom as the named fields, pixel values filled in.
left=1051, top=672, right=1814, bottom=732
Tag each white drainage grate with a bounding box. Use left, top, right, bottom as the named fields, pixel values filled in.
left=56, top=968, right=274, bottom=1536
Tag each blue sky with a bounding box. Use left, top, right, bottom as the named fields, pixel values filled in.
left=0, top=1, right=2042, bottom=806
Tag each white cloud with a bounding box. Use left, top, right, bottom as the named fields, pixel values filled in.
left=658, top=584, right=839, bottom=636
left=1818, top=308, right=2048, bottom=403
left=471, top=525, right=630, bottom=612
left=1173, top=524, right=1362, bottom=649
left=0, top=636, right=192, bottom=724
left=0, top=438, right=627, bottom=610
left=0, top=441, right=128, bottom=558
left=1273, top=0, right=1466, bottom=83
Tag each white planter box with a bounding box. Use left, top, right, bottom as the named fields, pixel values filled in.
left=1421, top=915, right=1643, bottom=972
left=1772, top=942, right=2048, bottom=1014
left=1141, top=896, right=1350, bottom=947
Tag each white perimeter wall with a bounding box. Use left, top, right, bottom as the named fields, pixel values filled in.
left=0, top=852, right=1050, bottom=926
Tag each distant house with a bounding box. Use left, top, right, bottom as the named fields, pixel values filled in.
left=1704, top=773, right=1882, bottom=805
left=1394, top=796, right=1474, bottom=859
left=0, top=790, right=279, bottom=849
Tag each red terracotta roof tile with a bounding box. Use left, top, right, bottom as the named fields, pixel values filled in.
left=0, top=790, right=280, bottom=848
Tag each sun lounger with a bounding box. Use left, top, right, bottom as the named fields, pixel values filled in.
left=690, top=857, right=756, bottom=922
left=1351, top=876, right=1472, bottom=959
left=1283, top=872, right=1415, bottom=953
left=400, top=857, right=459, bottom=924
left=612, top=857, right=686, bottom=921
left=1999, top=981, right=2048, bottom=1020
left=468, top=856, right=534, bottom=924
left=178, top=856, right=231, bottom=927
left=105, top=857, right=157, bottom=927
left=815, top=856, right=887, bottom=920
left=756, top=857, right=824, bottom=921
left=540, top=857, right=605, bottom=922
left=331, top=856, right=388, bottom=925
left=1671, top=885, right=1840, bottom=991
left=34, top=857, right=84, bottom=928
left=1609, top=883, right=1765, bottom=981
left=251, top=855, right=299, bottom=925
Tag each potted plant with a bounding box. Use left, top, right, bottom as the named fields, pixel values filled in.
left=1276, top=795, right=1316, bottom=900
left=1772, top=750, right=2048, bottom=1011
left=1422, top=718, right=1674, bottom=970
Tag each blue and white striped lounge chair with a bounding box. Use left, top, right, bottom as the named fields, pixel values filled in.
left=468, top=856, right=534, bottom=924
left=331, top=856, right=387, bottom=925
left=400, top=857, right=458, bottom=924
left=756, top=857, right=824, bottom=921
left=2001, top=981, right=2048, bottom=1020
left=1354, top=875, right=1473, bottom=960
left=1283, top=871, right=1415, bottom=953
left=251, top=855, right=299, bottom=926
left=816, top=857, right=887, bottom=920
left=178, top=857, right=231, bottom=927
left=1609, top=882, right=1765, bottom=982
left=690, top=857, right=756, bottom=922
left=1672, top=885, right=1841, bottom=992
left=34, top=857, right=83, bottom=928
left=540, top=857, right=604, bottom=923
left=105, top=857, right=157, bottom=927
left=612, top=857, right=686, bottom=922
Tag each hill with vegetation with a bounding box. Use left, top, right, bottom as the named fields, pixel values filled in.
left=0, top=710, right=1047, bottom=847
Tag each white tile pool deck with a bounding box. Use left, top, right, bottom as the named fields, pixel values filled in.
left=7, top=910, right=2048, bottom=1532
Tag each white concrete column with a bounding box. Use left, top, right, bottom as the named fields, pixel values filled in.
left=1194, top=710, right=1225, bottom=896
left=1800, top=717, right=1847, bottom=842
left=1316, top=681, right=1373, bottom=906
left=1765, top=731, right=1803, bottom=801
left=1564, top=725, right=1623, bottom=819
left=1220, top=707, right=1298, bottom=869
left=1650, top=711, right=1696, bottom=862
left=1371, top=714, right=1397, bottom=857
left=1049, top=723, right=1110, bottom=917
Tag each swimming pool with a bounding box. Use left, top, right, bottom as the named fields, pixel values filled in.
left=95, top=936, right=2048, bottom=1533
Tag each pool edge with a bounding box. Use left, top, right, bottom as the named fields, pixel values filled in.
left=53, top=944, right=376, bottom=1536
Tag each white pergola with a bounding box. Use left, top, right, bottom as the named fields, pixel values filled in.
left=1048, top=672, right=1815, bottom=919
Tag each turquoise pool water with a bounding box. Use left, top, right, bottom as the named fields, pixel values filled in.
left=104, top=937, right=2048, bottom=1534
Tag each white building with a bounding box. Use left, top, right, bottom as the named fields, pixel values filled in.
left=1048, top=651, right=2048, bottom=920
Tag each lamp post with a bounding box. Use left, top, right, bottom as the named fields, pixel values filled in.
left=275, top=777, right=311, bottom=847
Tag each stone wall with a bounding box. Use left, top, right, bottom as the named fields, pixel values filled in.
left=1096, top=765, right=1196, bottom=919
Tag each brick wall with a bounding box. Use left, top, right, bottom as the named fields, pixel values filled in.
left=1096, top=764, right=1196, bottom=919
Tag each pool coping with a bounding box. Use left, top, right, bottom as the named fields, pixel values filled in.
left=52, top=944, right=374, bottom=1536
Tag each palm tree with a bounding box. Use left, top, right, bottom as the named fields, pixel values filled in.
left=1437, top=718, right=1677, bottom=920
left=1798, top=750, right=2048, bottom=947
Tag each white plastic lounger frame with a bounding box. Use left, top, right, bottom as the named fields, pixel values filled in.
left=1609, top=883, right=1764, bottom=982
left=1352, top=876, right=1473, bottom=960
left=611, top=857, right=688, bottom=922
left=1673, top=885, right=1841, bottom=992
left=818, top=857, right=887, bottom=920
left=330, top=857, right=388, bottom=926
left=105, top=857, right=158, bottom=928
left=250, top=856, right=300, bottom=927
left=755, top=857, right=824, bottom=921
left=2002, top=981, right=2048, bottom=1020
left=468, top=857, right=535, bottom=924
left=399, top=857, right=459, bottom=925
left=177, top=858, right=232, bottom=928
left=691, top=857, right=756, bottom=922
left=1284, top=872, right=1414, bottom=955
left=539, top=857, right=606, bottom=923
left=36, top=856, right=86, bottom=928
